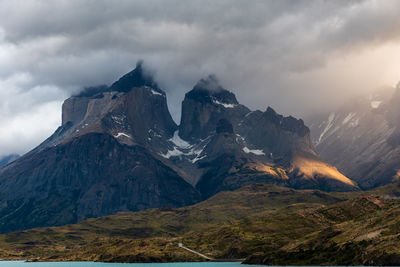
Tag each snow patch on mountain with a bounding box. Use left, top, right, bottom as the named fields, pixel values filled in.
left=111, top=115, right=126, bottom=125
left=243, top=147, right=265, bottom=155
left=237, top=134, right=266, bottom=156
left=160, top=144, right=207, bottom=161
left=370, top=101, right=382, bottom=109
left=160, top=147, right=185, bottom=158
left=191, top=154, right=207, bottom=163
left=151, top=89, right=163, bottom=96
left=235, top=134, right=245, bottom=143
left=115, top=132, right=132, bottom=139
left=342, top=112, right=356, bottom=125
left=213, top=99, right=236, bottom=108
left=148, top=129, right=162, bottom=138
left=160, top=131, right=210, bottom=161
left=245, top=111, right=254, bottom=117
left=350, top=118, right=359, bottom=127
left=317, top=112, right=335, bottom=144
left=142, top=86, right=164, bottom=97
left=170, top=130, right=191, bottom=148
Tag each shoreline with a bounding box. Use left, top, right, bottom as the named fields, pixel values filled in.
left=0, top=259, right=246, bottom=264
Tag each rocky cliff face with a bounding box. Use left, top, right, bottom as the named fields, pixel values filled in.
left=0, top=62, right=192, bottom=233
left=179, top=75, right=250, bottom=140
left=0, top=134, right=200, bottom=233
left=176, top=75, right=357, bottom=197
left=40, top=62, right=176, bottom=152
left=308, top=85, right=400, bottom=189
left=0, top=63, right=357, bottom=232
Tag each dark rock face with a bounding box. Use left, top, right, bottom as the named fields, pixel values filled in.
left=62, top=96, right=89, bottom=125
left=52, top=65, right=177, bottom=152
left=237, top=108, right=314, bottom=161
left=179, top=75, right=250, bottom=140
left=0, top=64, right=356, bottom=233
left=193, top=107, right=357, bottom=199
left=108, top=85, right=177, bottom=144
left=216, top=119, right=234, bottom=134
left=0, top=154, right=19, bottom=168
left=0, top=133, right=200, bottom=233
left=178, top=77, right=356, bottom=198
left=307, top=85, right=400, bottom=189
left=0, top=63, right=184, bottom=233
left=109, top=61, right=160, bottom=93
left=185, top=75, right=239, bottom=105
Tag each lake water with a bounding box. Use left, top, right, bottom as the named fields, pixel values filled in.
left=0, top=262, right=265, bottom=267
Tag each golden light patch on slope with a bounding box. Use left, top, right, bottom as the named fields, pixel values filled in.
left=247, top=163, right=289, bottom=179
left=292, top=157, right=356, bottom=186
left=392, top=170, right=400, bottom=181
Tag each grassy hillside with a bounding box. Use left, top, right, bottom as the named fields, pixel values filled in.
left=0, top=182, right=398, bottom=265
left=244, top=194, right=400, bottom=265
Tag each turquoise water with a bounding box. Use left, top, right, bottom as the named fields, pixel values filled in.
left=0, top=262, right=264, bottom=267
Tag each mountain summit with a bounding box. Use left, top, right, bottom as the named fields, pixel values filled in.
left=109, top=61, right=161, bottom=93
left=0, top=63, right=357, bottom=232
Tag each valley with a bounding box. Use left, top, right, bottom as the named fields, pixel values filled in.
left=0, top=182, right=398, bottom=265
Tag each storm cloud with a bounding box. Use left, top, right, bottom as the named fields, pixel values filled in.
left=0, top=0, right=400, bottom=156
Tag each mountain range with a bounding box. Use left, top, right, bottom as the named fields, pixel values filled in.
left=308, top=84, right=400, bottom=189
left=0, top=62, right=399, bottom=265
left=0, top=62, right=358, bottom=233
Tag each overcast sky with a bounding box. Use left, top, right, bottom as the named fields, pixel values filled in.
left=0, top=0, right=400, bottom=157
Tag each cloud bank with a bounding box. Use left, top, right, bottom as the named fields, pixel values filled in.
left=0, top=0, right=400, bottom=156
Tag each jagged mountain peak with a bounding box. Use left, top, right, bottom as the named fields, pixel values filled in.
left=48, top=61, right=176, bottom=152
left=308, top=84, right=400, bottom=189
left=263, top=106, right=282, bottom=124
left=109, top=61, right=162, bottom=94
left=263, top=106, right=309, bottom=137
left=179, top=75, right=249, bottom=140
left=71, top=61, right=163, bottom=99
left=186, top=75, right=238, bottom=106
left=194, top=74, right=224, bottom=92
left=0, top=66, right=358, bottom=233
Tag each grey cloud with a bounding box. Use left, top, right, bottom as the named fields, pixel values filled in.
left=0, top=0, right=400, bottom=156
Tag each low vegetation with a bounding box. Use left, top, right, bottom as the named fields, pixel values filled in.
left=0, top=182, right=399, bottom=265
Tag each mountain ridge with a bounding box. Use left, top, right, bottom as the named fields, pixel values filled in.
left=0, top=62, right=357, bottom=233
left=308, top=84, right=400, bottom=189
left=0, top=154, right=19, bottom=168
